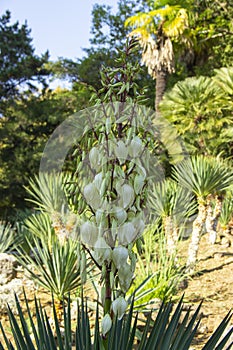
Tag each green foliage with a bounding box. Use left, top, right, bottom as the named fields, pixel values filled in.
left=160, top=75, right=233, bottom=156
left=0, top=85, right=91, bottom=218
left=0, top=10, right=49, bottom=105
left=149, top=179, right=197, bottom=225
left=188, top=0, right=233, bottom=74
left=22, top=212, right=56, bottom=249
left=16, top=236, right=83, bottom=301
left=0, top=222, right=16, bottom=253
left=172, top=155, right=233, bottom=201
left=129, top=225, right=186, bottom=305
left=0, top=293, right=232, bottom=350
left=219, top=192, right=233, bottom=228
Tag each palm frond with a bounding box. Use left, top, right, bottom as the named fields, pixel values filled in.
left=214, top=67, right=233, bottom=97
left=16, top=236, right=85, bottom=301
left=0, top=222, right=16, bottom=253
left=149, top=179, right=196, bottom=223
left=172, top=155, right=233, bottom=200
left=25, top=173, right=71, bottom=213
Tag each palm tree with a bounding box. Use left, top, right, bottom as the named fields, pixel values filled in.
left=26, top=173, right=79, bottom=245
left=219, top=192, right=233, bottom=246
left=160, top=75, right=232, bottom=156
left=213, top=67, right=233, bottom=99
left=172, top=155, right=233, bottom=272
left=149, top=179, right=196, bottom=256
left=205, top=193, right=223, bottom=245
left=125, top=2, right=189, bottom=113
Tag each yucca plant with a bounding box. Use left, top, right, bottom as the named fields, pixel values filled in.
left=18, top=211, right=56, bottom=252
left=0, top=222, right=17, bottom=253
left=26, top=173, right=78, bottom=245
left=15, top=235, right=91, bottom=320
left=128, top=224, right=186, bottom=307
left=173, top=155, right=233, bottom=272
left=149, top=179, right=196, bottom=256
left=205, top=193, right=223, bottom=245
left=0, top=292, right=232, bottom=350
left=219, top=193, right=233, bottom=244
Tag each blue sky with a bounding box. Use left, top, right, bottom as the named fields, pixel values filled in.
left=0, top=0, right=118, bottom=61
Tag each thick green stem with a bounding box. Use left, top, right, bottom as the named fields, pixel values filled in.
left=103, top=263, right=112, bottom=349
left=104, top=264, right=112, bottom=315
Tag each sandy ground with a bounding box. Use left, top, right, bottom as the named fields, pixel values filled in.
left=178, top=234, right=233, bottom=349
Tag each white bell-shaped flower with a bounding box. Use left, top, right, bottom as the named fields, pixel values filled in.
left=118, top=222, right=136, bottom=246
left=94, top=172, right=102, bottom=189
left=83, top=183, right=101, bottom=210
left=114, top=140, right=128, bottom=164
left=129, top=136, right=143, bottom=158
left=101, top=314, right=112, bottom=336
left=121, top=184, right=135, bottom=209
left=112, top=246, right=128, bottom=269
left=89, top=147, right=100, bottom=171
left=118, top=263, right=133, bottom=293
left=113, top=207, right=127, bottom=225
left=112, top=297, right=128, bottom=320
left=93, top=237, right=112, bottom=265
left=132, top=215, right=145, bottom=238
left=134, top=174, right=145, bottom=195
left=80, top=221, right=98, bottom=247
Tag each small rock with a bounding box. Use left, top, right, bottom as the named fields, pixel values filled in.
left=0, top=253, right=18, bottom=285
left=220, top=237, right=230, bottom=248
left=0, top=278, right=23, bottom=314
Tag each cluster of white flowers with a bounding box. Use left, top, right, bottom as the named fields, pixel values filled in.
left=140, top=36, right=175, bottom=78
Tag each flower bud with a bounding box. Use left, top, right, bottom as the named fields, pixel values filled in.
left=112, top=297, right=128, bottom=320
left=118, top=222, right=136, bottom=246
left=112, top=246, right=128, bottom=269
left=102, top=314, right=112, bottom=336
left=80, top=221, right=98, bottom=247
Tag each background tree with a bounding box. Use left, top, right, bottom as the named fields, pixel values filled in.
left=125, top=0, right=192, bottom=112
left=0, top=84, right=92, bottom=219
left=173, top=155, right=233, bottom=272
left=159, top=74, right=233, bottom=156
left=183, top=0, right=233, bottom=76
left=0, top=11, right=49, bottom=110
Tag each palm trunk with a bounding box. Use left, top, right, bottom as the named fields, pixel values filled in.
left=206, top=195, right=222, bottom=244
left=172, top=224, right=179, bottom=243
left=54, top=299, right=63, bottom=324
left=155, top=68, right=167, bottom=114
left=186, top=201, right=207, bottom=273
left=164, top=216, right=176, bottom=256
